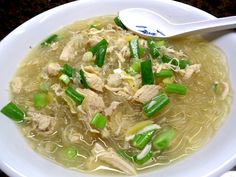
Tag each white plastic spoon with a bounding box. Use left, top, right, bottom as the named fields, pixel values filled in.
left=119, top=8, right=236, bottom=38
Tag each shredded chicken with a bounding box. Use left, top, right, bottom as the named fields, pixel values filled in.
left=107, top=73, right=122, bottom=87
left=47, top=63, right=61, bottom=76
left=104, top=85, right=133, bottom=100
left=10, top=77, right=22, bottom=94
left=160, top=46, right=186, bottom=58
left=83, top=66, right=104, bottom=92
left=104, top=101, right=121, bottom=116
left=92, top=143, right=136, bottom=175
left=178, top=64, right=201, bottom=80
left=51, top=83, right=63, bottom=96
left=76, top=88, right=105, bottom=118
left=27, top=112, right=56, bottom=135
left=133, top=85, right=161, bottom=104
left=60, top=35, right=82, bottom=61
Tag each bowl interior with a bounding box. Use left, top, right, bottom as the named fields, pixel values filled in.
left=0, top=0, right=236, bottom=177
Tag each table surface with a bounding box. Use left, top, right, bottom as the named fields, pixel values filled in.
left=0, top=0, right=236, bottom=176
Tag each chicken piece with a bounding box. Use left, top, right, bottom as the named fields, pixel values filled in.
left=104, top=101, right=121, bottom=116
left=47, top=63, right=61, bottom=76
left=76, top=88, right=105, bottom=118
left=10, top=77, right=22, bottom=94
left=83, top=67, right=104, bottom=92
left=107, top=73, right=122, bottom=87
left=92, top=143, right=136, bottom=175
left=60, top=35, right=82, bottom=61
left=104, top=85, right=133, bottom=100
left=179, top=64, right=201, bottom=80
left=133, top=85, right=160, bottom=104
left=27, top=112, right=56, bottom=135
left=51, top=83, right=64, bottom=96
left=160, top=46, right=186, bottom=58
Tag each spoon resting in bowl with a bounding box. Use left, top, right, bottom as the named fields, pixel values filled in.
left=119, top=8, right=236, bottom=38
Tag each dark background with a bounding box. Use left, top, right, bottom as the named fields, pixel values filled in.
left=0, top=0, right=236, bottom=176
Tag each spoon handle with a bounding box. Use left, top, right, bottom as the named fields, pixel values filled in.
left=176, top=16, right=236, bottom=35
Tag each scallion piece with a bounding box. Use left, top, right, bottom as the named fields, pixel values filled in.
left=138, top=47, right=145, bottom=57
left=156, top=40, right=165, bottom=48
left=1, top=102, right=25, bottom=122
left=33, top=92, right=49, bottom=109
left=155, top=69, right=174, bottom=78
left=117, top=150, right=134, bottom=162
left=165, top=83, right=187, bottom=95
left=147, top=39, right=160, bottom=58
left=161, top=55, right=189, bottom=69
left=90, top=112, right=107, bottom=129
left=65, top=87, right=85, bottom=105
left=152, top=127, right=176, bottom=151
left=90, top=24, right=101, bottom=30
left=89, top=39, right=108, bottom=55
left=134, top=151, right=153, bottom=165
left=129, top=39, right=140, bottom=59
left=141, top=59, right=154, bottom=85
left=132, top=130, right=156, bottom=150
left=41, top=34, right=58, bottom=47
left=179, top=59, right=190, bottom=69
left=143, top=93, right=170, bottom=118
left=59, top=74, right=70, bottom=85
left=114, top=16, right=127, bottom=30
left=95, top=45, right=107, bottom=67
left=61, top=64, right=75, bottom=77
left=63, top=146, right=78, bottom=160
left=79, top=69, right=89, bottom=88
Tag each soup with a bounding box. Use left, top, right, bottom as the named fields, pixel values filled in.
left=1, top=16, right=232, bottom=175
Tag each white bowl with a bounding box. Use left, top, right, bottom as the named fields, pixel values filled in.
left=0, top=0, right=236, bottom=177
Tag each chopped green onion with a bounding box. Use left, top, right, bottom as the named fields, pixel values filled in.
left=1, top=102, right=25, bottom=122
left=161, top=55, right=178, bottom=66
left=65, top=87, right=85, bottom=105
left=213, top=81, right=219, bottom=93
left=61, top=64, right=75, bottom=77
left=117, top=150, right=134, bottom=162
left=90, top=24, right=101, bottom=30
left=114, top=16, right=127, bottom=30
left=155, top=69, right=174, bottom=78
left=132, top=130, right=156, bottom=150
left=179, top=59, right=190, bottom=69
left=143, top=93, right=170, bottom=118
left=129, top=39, right=140, bottom=59
left=89, top=39, right=108, bottom=55
left=156, top=40, right=165, bottom=48
left=134, top=151, right=153, bottom=165
left=41, top=34, right=58, bottom=47
left=152, top=127, right=176, bottom=151
left=147, top=39, right=160, bottom=58
left=138, top=47, right=145, bottom=57
left=165, top=83, right=187, bottom=95
left=161, top=55, right=189, bottom=69
left=141, top=59, right=154, bottom=85
left=90, top=112, right=107, bottom=129
left=59, top=74, right=70, bottom=85
left=33, top=92, right=49, bottom=109
left=79, top=69, right=89, bottom=88
left=63, top=146, right=78, bottom=159
left=95, top=45, right=107, bottom=67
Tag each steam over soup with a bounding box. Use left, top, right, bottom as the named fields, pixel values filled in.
left=1, top=16, right=233, bottom=175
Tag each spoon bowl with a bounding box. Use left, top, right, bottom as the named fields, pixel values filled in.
left=119, top=8, right=236, bottom=38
